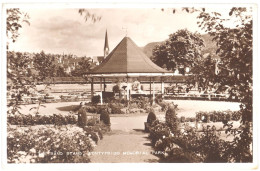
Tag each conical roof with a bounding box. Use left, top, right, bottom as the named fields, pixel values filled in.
left=89, top=37, right=172, bottom=74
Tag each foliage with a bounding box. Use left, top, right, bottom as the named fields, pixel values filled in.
left=147, top=111, right=157, bottom=124
left=191, top=54, right=220, bottom=89
left=130, top=96, right=151, bottom=110
left=151, top=29, right=204, bottom=73
left=7, top=113, right=77, bottom=126
left=7, top=125, right=95, bottom=163
left=78, top=9, right=102, bottom=23
left=71, top=57, right=93, bottom=77
left=108, top=103, right=124, bottom=114
left=164, top=7, right=253, bottom=162
left=99, top=110, right=110, bottom=125
left=33, top=51, right=57, bottom=80
left=6, top=8, right=30, bottom=48
left=149, top=118, right=252, bottom=162
left=223, top=121, right=253, bottom=162
left=91, top=95, right=100, bottom=104
left=165, top=105, right=179, bottom=132
left=196, top=110, right=241, bottom=123
left=78, top=108, right=87, bottom=127
left=7, top=51, right=34, bottom=115
left=55, top=66, right=68, bottom=77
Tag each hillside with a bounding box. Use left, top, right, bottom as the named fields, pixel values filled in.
left=140, top=42, right=163, bottom=59
left=140, top=34, right=218, bottom=59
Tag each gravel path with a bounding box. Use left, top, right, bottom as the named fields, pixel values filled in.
left=90, top=114, right=159, bottom=163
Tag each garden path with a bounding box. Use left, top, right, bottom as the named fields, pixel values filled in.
left=89, top=114, right=160, bottom=163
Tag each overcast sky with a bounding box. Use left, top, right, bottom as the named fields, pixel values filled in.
left=8, top=7, right=240, bottom=57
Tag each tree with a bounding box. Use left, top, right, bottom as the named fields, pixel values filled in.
left=152, top=29, right=204, bottom=73
left=6, top=8, right=29, bottom=49
left=71, top=57, right=93, bottom=77
left=191, top=54, right=219, bottom=89
left=33, top=51, right=57, bottom=81
left=170, top=7, right=253, bottom=162
left=7, top=52, right=34, bottom=114
left=195, top=7, right=253, bottom=123
left=56, top=66, right=67, bottom=77
left=6, top=8, right=31, bottom=115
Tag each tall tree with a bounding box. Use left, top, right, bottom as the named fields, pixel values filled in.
left=152, top=29, right=204, bottom=73
left=6, top=8, right=31, bottom=114
left=33, top=51, right=57, bottom=81
left=171, top=7, right=253, bottom=162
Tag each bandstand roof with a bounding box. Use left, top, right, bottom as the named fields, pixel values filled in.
left=87, top=37, right=173, bottom=77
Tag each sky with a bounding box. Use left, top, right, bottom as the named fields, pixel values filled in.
left=7, top=7, right=243, bottom=57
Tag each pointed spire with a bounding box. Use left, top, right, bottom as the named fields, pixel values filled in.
left=104, top=29, right=109, bottom=58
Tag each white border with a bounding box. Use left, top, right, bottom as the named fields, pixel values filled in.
left=1, top=1, right=259, bottom=171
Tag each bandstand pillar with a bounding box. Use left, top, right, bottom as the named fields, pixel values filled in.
left=152, top=78, right=155, bottom=105
left=91, top=78, right=94, bottom=99
left=100, top=78, right=103, bottom=105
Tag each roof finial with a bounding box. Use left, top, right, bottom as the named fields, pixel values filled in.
left=122, top=27, right=128, bottom=37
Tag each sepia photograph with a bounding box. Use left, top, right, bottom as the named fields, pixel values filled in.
left=0, top=1, right=258, bottom=170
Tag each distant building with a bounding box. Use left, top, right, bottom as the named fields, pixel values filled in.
left=89, top=29, right=110, bottom=66
left=90, top=56, right=105, bottom=65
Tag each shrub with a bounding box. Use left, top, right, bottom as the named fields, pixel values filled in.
left=181, top=116, right=186, bottom=123
left=165, top=106, right=179, bottom=132
left=7, top=114, right=77, bottom=126
left=196, top=111, right=241, bottom=123
left=91, top=95, right=100, bottom=104
left=159, top=101, right=168, bottom=112
left=147, top=112, right=157, bottom=124
left=155, top=94, right=163, bottom=104
left=96, top=105, right=111, bottom=114
left=109, top=103, right=123, bottom=114
left=84, top=106, right=97, bottom=113
left=190, top=117, right=196, bottom=122
left=78, top=108, right=88, bottom=127
left=100, top=110, right=110, bottom=126
left=86, top=118, right=97, bottom=126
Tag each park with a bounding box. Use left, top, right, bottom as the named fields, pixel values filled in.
left=5, top=6, right=254, bottom=165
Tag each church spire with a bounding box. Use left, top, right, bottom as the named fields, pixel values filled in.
left=104, top=29, right=109, bottom=58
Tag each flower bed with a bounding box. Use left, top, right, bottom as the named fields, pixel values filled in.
left=147, top=106, right=252, bottom=163
left=83, top=97, right=153, bottom=114
left=195, top=110, right=241, bottom=123
left=7, top=113, right=77, bottom=126
left=7, top=122, right=110, bottom=163
left=148, top=119, right=251, bottom=162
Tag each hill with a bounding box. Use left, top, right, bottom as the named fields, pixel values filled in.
left=140, top=34, right=218, bottom=59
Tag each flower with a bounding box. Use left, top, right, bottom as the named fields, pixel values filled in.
left=29, top=148, right=36, bottom=153
left=17, top=151, right=26, bottom=155
left=38, top=153, right=45, bottom=158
